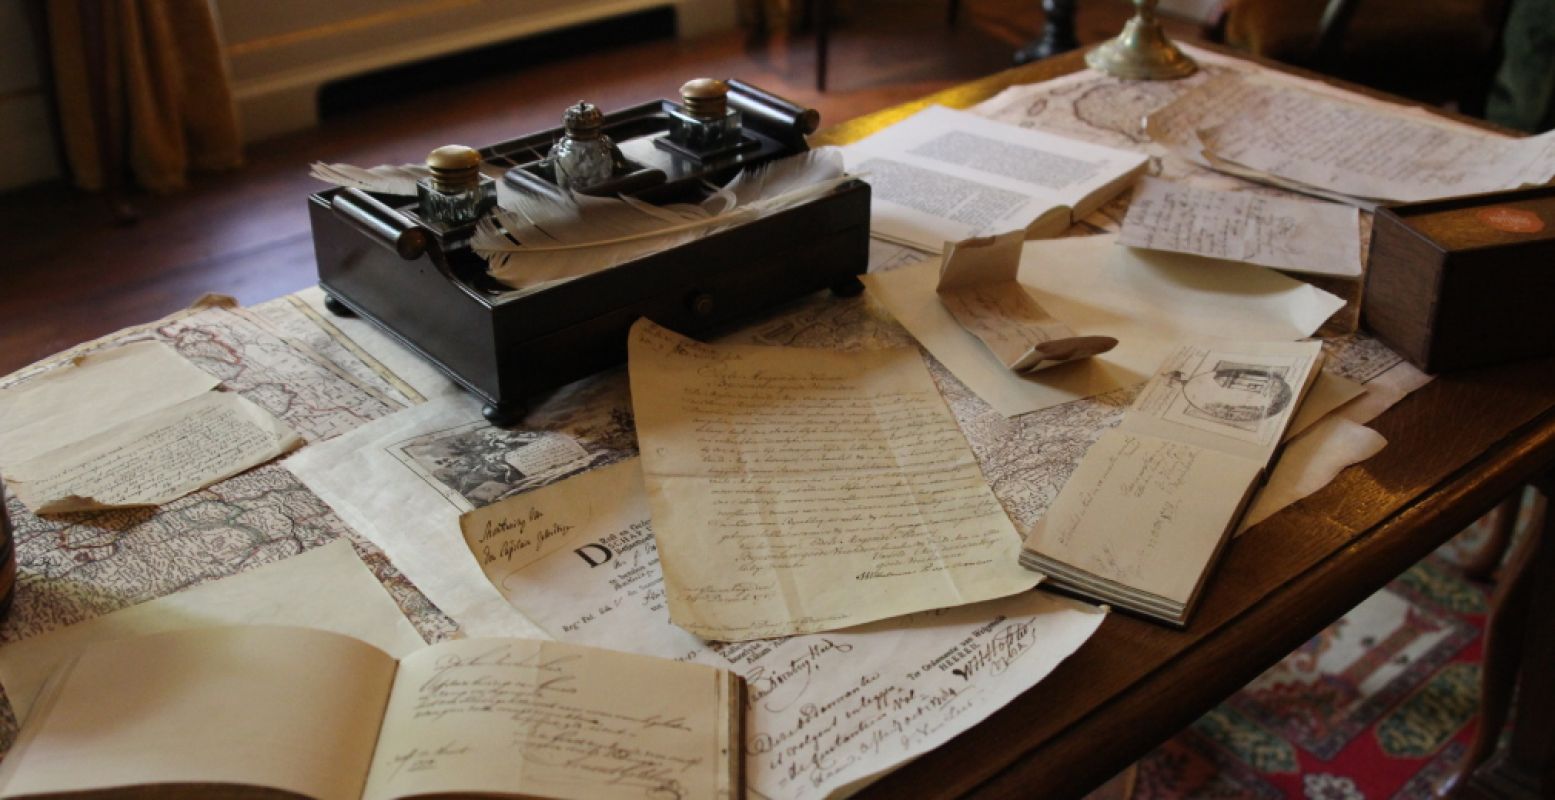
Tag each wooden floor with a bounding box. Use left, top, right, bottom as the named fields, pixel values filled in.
left=0, top=0, right=1196, bottom=376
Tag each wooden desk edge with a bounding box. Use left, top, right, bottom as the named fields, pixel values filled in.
left=818, top=43, right=1555, bottom=799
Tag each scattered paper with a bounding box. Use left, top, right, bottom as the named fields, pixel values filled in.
left=842, top=105, right=1148, bottom=251
left=457, top=457, right=1106, bottom=800
left=863, top=233, right=1345, bottom=417
left=1241, top=416, right=1388, bottom=532
left=1151, top=74, right=1555, bottom=205
left=0, top=341, right=218, bottom=466
left=5, top=391, right=302, bottom=514
left=937, top=230, right=1117, bottom=371
left=0, top=540, right=425, bottom=720
left=1120, top=177, right=1363, bottom=277
left=284, top=389, right=633, bottom=639
left=628, top=319, right=1039, bottom=641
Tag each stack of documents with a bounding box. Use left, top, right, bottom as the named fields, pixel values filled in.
left=1022, top=340, right=1326, bottom=625
left=1149, top=75, right=1555, bottom=207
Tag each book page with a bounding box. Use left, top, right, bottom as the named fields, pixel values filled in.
left=0, top=341, right=219, bottom=466
left=363, top=638, right=739, bottom=800
left=5, top=390, right=303, bottom=514
left=842, top=105, right=1147, bottom=250
left=1125, top=340, right=1324, bottom=465
left=455, top=459, right=1106, bottom=800
left=0, top=540, right=427, bottom=721
left=0, top=627, right=396, bottom=800
left=1025, top=429, right=1264, bottom=608
left=861, top=233, right=1344, bottom=416
left=1119, top=177, right=1363, bottom=277
left=936, top=230, right=1117, bottom=371
left=628, top=320, right=1038, bottom=641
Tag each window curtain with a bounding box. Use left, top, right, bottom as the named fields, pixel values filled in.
left=45, top=0, right=242, bottom=193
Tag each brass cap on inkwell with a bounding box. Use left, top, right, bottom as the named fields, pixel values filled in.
left=562, top=102, right=606, bottom=140
left=679, top=78, right=729, bottom=120
left=425, top=145, right=482, bottom=192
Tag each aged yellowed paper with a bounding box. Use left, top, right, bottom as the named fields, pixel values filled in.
left=456, top=458, right=1106, bottom=800
left=937, top=230, right=1117, bottom=372
left=363, top=638, right=739, bottom=800
left=0, top=341, right=218, bottom=466
left=0, top=540, right=426, bottom=720
left=5, top=390, right=303, bottom=513
left=627, top=319, right=1038, bottom=641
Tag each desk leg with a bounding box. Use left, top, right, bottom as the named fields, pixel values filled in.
left=1453, top=476, right=1555, bottom=798
left=1014, top=0, right=1079, bottom=64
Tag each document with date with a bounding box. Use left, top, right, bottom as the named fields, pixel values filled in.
left=0, top=626, right=742, bottom=800
left=458, top=458, right=1106, bottom=800
left=628, top=319, right=1039, bottom=641
left=1022, top=339, right=1325, bottom=625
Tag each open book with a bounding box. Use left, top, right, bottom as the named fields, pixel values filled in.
left=841, top=105, right=1148, bottom=251
left=1021, top=340, right=1325, bottom=626
left=0, top=626, right=742, bottom=800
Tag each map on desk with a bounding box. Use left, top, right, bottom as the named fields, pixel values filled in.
left=0, top=303, right=457, bottom=752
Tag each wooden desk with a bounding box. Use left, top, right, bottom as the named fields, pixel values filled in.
left=814, top=47, right=1555, bottom=799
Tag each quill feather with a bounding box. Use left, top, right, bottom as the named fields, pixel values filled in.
left=309, top=162, right=431, bottom=196
left=475, top=148, right=848, bottom=291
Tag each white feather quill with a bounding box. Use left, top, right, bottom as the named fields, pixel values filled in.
left=474, top=148, right=849, bottom=291
left=309, top=162, right=431, bottom=196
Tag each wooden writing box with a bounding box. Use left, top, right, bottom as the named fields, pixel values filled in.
left=1364, top=186, right=1555, bottom=373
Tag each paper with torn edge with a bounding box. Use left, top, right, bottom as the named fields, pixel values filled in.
left=627, top=319, right=1039, bottom=641
left=0, top=341, right=219, bottom=466
left=1119, top=177, right=1363, bottom=278
left=5, top=390, right=303, bottom=514
left=938, top=230, right=1118, bottom=371
left=862, top=233, right=1345, bottom=417
left=841, top=105, right=1148, bottom=251
left=457, top=457, right=1106, bottom=800
left=0, top=540, right=426, bottom=720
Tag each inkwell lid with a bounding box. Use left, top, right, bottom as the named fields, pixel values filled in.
left=679, top=78, right=729, bottom=120
left=425, top=145, right=482, bottom=193
left=562, top=102, right=606, bottom=140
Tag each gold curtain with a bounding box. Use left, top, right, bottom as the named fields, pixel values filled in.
left=47, top=0, right=242, bottom=193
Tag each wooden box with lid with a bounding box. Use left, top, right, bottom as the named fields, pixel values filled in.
left=1363, top=186, right=1555, bottom=373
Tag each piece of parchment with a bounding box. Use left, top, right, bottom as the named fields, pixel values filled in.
left=863, top=233, right=1345, bottom=417
left=628, top=319, right=1039, bottom=641
left=456, top=457, right=1105, bottom=800
left=937, top=229, right=1117, bottom=372
left=0, top=341, right=218, bottom=466
left=5, top=390, right=303, bottom=514
left=0, top=540, right=425, bottom=720
left=1119, top=177, right=1363, bottom=278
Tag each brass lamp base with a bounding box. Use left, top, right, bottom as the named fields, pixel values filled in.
left=1085, top=0, right=1197, bottom=81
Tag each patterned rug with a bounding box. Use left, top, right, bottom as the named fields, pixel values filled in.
left=1125, top=491, right=1539, bottom=800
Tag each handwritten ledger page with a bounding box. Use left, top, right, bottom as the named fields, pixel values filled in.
left=458, top=458, right=1107, bottom=799
left=1023, top=340, right=1324, bottom=624
left=0, top=627, right=741, bottom=800
left=628, top=319, right=1037, bottom=640
left=937, top=229, right=1118, bottom=371
left=1119, top=177, right=1363, bottom=277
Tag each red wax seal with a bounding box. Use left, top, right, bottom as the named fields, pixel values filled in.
left=1475, top=206, right=1545, bottom=234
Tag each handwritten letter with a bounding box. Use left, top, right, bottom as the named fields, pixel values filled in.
left=363, top=638, right=739, bottom=800
left=6, top=391, right=303, bottom=513
left=627, top=319, right=1038, bottom=641
left=1119, top=177, right=1363, bottom=277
